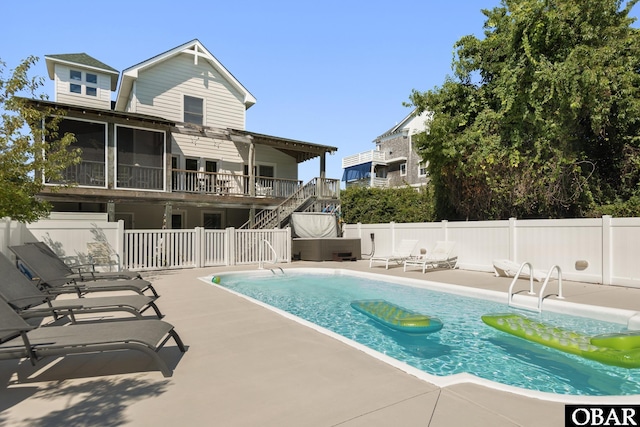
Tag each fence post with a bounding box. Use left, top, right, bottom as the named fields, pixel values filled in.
left=116, top=220, right=124, bottom=270
left=194, top=227, right=204, bottom=268
left=285, top=227, right=292, bottom=263
left=1, top=219, right=10, bottom=258
left=226, top=227, right=235, bottom=266
left=390, top=221, right=396, bottom=252
left=509, top=217, right=517, bottom=261
left=442, top=220, right=448, bottom=241
left=602, top=215, right=612, bottom=286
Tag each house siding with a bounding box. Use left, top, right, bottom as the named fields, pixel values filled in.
left=54, top=64, right=111, bottom=109
left=131, top=54, right=246, bottom=129
left=254, top=145, right=298, bottom=180
left=172, top=134, right=245, bottom=173
left=171, top=134, right=298, bottom=179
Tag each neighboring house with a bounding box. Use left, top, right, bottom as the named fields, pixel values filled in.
left=342, top=110, right=430, bottom=188
left=33, top=40, right=338, bottom=229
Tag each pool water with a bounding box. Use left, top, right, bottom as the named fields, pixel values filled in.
left=213, top=270, right=640, bottom=397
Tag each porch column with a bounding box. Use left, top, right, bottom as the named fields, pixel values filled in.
left=107, top=200, right=115, bottom=222
left=319, top=152, right=326, bottom=196
left=248, top=136, right=255, bottom=197
left=164, top=203, right=173, bottom=229
left=370, top=162, right=375, bottom=187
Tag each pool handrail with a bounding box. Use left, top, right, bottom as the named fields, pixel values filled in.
left=259, top=239, right=284, bottom=274
left=508, top=262, right=564, bottom=313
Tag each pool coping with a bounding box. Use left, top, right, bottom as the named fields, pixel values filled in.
left=200, top=267, right=640, bottom=404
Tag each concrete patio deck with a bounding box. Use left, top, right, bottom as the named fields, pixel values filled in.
left=1, top=260, right=640, bottom=426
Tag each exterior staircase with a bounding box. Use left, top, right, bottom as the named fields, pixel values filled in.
left=240, top=177, right=340, bottom=229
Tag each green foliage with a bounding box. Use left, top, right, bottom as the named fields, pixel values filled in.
left=340, top=185, right=435, bottom=224
left=0, top=56, right=80, bottom=222
left=591, top=195, right=640, bottom=217
left=409, top=0, right=640, bottom=219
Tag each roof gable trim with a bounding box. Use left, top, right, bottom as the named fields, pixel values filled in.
left=116, top=39, right=256, bottom=110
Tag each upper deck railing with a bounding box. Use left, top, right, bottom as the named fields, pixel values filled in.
left=49, top=164, right=303, bottom=198
left=171, top=170, right=301, bottom=198
left=341, top=150, right=387, bottom=168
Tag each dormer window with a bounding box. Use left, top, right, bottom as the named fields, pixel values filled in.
left=69, top=69, right=98, bottom=97
left=184, top=95, right=203, bottom=125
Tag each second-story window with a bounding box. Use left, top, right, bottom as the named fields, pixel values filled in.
left=86, top=73, right=98, bottom=96
left=69, top=70, right=98, bottom=96
left=418, top=162, right=428, bottom=177
left=184, top=95, right=203, bottom=125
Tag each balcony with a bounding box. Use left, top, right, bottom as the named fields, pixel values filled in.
left=50, top=163, right=304, bottom=198
left=171, top=170, right=302, bottom=198
left=341, top=150, right=387, bottom=168
left=48, top=160, right=106, bottom=187
left=345, top=177, right=389, bottom=188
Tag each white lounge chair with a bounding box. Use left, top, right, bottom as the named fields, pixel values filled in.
left=403, top=241, right=458, bottom=273
left=492, top=259, right=547, bottom=282
left=369, top=239, right=419, bottom=269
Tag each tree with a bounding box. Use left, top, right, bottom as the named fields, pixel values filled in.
left=409, top=0, right=640, bottom=220
left=0, top=56, right=80, bottom=222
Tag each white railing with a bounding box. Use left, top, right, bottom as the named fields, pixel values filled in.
left=342, top=150, right=387, bottom=168
left=122, top=227, right=291, bottom=271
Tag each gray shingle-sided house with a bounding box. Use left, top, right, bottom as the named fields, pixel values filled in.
left=342, top=110, right=430, bottom=188
left=33, top=40, right=338, bottom=229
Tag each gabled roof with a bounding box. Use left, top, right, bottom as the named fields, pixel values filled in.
left=115, top=39, right=257, bottom=111
left=373, top=109, right=418, bottom=142
left=45, top=53, right=120, bottom=91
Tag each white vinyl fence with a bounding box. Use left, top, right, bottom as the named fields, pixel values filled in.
left=0, top=216, right=291, bottom=272
left=122, top=227, right=292, bottom=271
left=343, top=216, right=640, bottom=288
left=4, top=214, right=640, bottom=287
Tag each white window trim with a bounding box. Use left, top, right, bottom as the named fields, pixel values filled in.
left=183, top=94, right=205, bottom=126
left=400, top=162, right=407, bottom=176
left=418, top=161, right=429, bottom=178
left=114, top=124, right=167, bottom=191
left=68, top=69, right=99, bottom=97
left=44, top=117, right=108, bottom=187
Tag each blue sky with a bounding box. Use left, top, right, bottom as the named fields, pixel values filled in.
left=3, top=1, right=639, bottom=183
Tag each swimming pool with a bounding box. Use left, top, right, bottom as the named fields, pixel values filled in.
left=202, top=268, right=640, bottom=402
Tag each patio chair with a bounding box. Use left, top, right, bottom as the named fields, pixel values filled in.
left=369, top=239, right=419, bottom=269
left=21, top=242, right=141, bottom=281
left=0, top=254, right=163, bottom=320
left=492, top=259, right=546, bottom=282
left=9, top=245, right=159, bottom=298
left=0, top=299, right=185, bottom=378
left=403, top=241, right=458, bottom=273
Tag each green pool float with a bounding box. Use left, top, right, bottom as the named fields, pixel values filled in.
left=482, top=313, right=640, bottom=369
left=351, top=299, right=443, bottom=334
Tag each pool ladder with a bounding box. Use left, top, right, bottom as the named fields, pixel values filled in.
left=507, top=262, right=564, bottom=313
left=258, top=239, right=284, bottom=274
